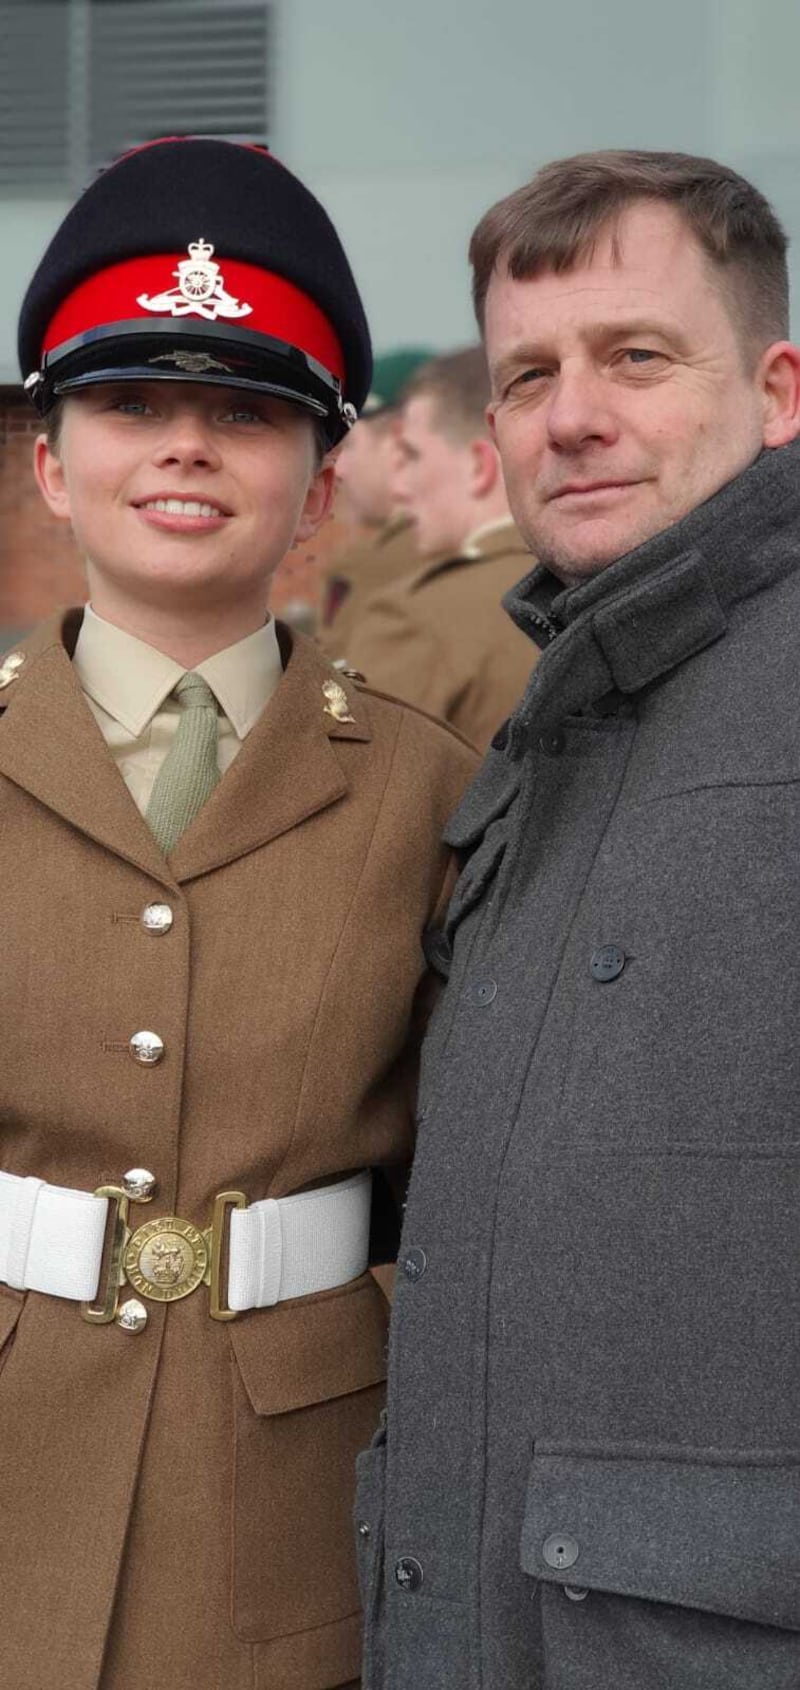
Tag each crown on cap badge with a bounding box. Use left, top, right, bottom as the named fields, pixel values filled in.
left=137, top=238, right=253, bottom=323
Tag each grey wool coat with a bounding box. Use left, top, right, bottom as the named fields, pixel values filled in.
left=356, top=439, right=800, bottom=1689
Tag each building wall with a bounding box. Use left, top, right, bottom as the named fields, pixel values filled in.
left=2, top=0, right=799, bottom=631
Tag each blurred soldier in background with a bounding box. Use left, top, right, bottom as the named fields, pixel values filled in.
left=318, top=348, right=430, bottom=661
left=345, top=347, right=538, bottom=749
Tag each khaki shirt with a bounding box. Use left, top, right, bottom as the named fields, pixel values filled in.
left=73, top=606, right=282, bottom=813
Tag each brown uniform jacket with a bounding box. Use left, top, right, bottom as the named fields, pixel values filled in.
left=317, top=516, right=419, bottom=663
left=345, top=520, right=539, bottom=751
left=0, top=609, right=477, bottom=1690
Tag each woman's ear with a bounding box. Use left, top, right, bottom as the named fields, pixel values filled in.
left=33, top=434, right=72, bottom=520
left=293, top=457, right=337, bottom=545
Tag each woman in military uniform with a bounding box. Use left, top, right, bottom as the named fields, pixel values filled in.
left=0, top=137, right=475, bottom=1690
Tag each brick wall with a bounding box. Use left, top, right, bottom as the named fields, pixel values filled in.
left=0, top=388, right=352, bottom=635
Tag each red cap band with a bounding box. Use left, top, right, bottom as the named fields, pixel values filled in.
left=42, top=249, right=345, bottom=381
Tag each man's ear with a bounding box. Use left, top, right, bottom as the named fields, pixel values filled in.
left=469, top=436, right=501, bottom=497
left=33, top=434, right=71, bottom=520
left=293, top=457, right=337, bottom=544
left=759, top=341, right=800, bottom=448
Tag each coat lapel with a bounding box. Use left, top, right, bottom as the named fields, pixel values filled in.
left=169, top=632, right=371, bottom=881
left=0, top=616, right=371, bottom=885
left=0, top=613, right=177, bottom=886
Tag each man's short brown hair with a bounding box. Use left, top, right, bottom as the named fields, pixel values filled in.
left=469, top=149, right=789, bottom=359
left=400, top=345, right=490, bottom=444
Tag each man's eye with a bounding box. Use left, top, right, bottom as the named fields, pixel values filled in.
left=112, top=397, right=150, bottom=415
left=623, top=348, right=661, bottom=365
left=505, top=368, right=548, bottom=397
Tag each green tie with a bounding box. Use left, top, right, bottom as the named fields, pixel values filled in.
left=146, top=671, right=220, bottom=855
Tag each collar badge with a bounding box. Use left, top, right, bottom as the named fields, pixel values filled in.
left=322, top=678, right=355, bottom=724
left=0, top=650, right=25, bottom=690
left=137, top=238, right=253, bottom=323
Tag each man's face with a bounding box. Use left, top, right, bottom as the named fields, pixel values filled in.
left=485, top=201, right=774, bottom=583
left=35, top=381, right=332, bottom=612
left=334, top=414, right=399, bottom=527
left=393, top=394, right=474, bottom=558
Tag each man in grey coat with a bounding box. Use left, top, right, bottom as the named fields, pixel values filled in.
left=356, top=150, right=800, bottom=1688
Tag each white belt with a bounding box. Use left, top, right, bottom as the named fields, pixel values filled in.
left=0, top=1169, right=371, bottom=1320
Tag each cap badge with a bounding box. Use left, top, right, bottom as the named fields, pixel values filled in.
left=149, top=351, right=234, bottom=375
left=137, top=238, right=253, bottom=323
left=322, top=678, right=355, bottom=724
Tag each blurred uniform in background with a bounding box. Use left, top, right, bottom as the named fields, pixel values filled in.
left=345, top=347, right=539, bottom=750
left=318, top=349, right=431, bottom=662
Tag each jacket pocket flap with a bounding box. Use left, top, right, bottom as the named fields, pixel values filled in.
left=229, top=1269, right=388, bottom=1416
left=521, top=1448, right=800, bottom=1632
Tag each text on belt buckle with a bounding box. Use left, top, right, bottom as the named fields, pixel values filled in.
left=124, top=1216, right=208, bottom=1302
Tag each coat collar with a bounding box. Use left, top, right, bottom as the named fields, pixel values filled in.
left=502, top=440, right=800, bottom=754
left=0, top=613, right=370, bottom=885
left=410, top=520, right=529, bottom=592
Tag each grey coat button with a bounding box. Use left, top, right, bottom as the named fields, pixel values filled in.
left=590, top=945, right=626, bottom=982
left=129, top=1030, right=165, bottom=1066
left=395, top=1556, right=424, bottom=1592
left=357, top=1521, right=371, bottom=1539
left=474, top=979, right=498, bottom=1005
left=538, top=728, right=565, bottom=755
left=141, top=903, right=174, bottom=935
left=543, top=1533, right=580, bottom=1570
left=564, top=1585, right=589, bottom=1602
left=401, top=1247, right=427, bottom=1282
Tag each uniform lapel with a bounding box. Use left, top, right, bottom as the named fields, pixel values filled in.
left=169, top=631, right=371, bottom=882
left=0, top=612, right=176, bottom=886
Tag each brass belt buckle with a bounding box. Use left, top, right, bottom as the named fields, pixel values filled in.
left=208, top=1190, right=246, bottom=1321
left=81, top=1183, right=247, bottom=1323
left=81, top=1184, right=132, bottom=1325
left=124, top=1215, right=209, bottom=1303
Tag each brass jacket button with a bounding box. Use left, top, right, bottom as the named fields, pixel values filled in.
left=116, top=1298, right=148, bottom=1334
left=129, top=1030, right=165, bottom=1066
left=141, top=903, right=174, bottom=935
left=122, top=1168, right=157, bottom=1200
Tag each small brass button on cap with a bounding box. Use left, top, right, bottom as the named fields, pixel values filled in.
left=394, top=1556, right=424, bottom=1592
left=122, top=1168, right=157, bottom=1201
left=543, top=1533, right=580, bottom=1570
left=129, top=1030, right=165, bottom=1066
left=141, top=902, right=173, bottom=935
left=116, top=1298, right=148, bottom=1334
left=590, top=945, right=626, bottom=983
